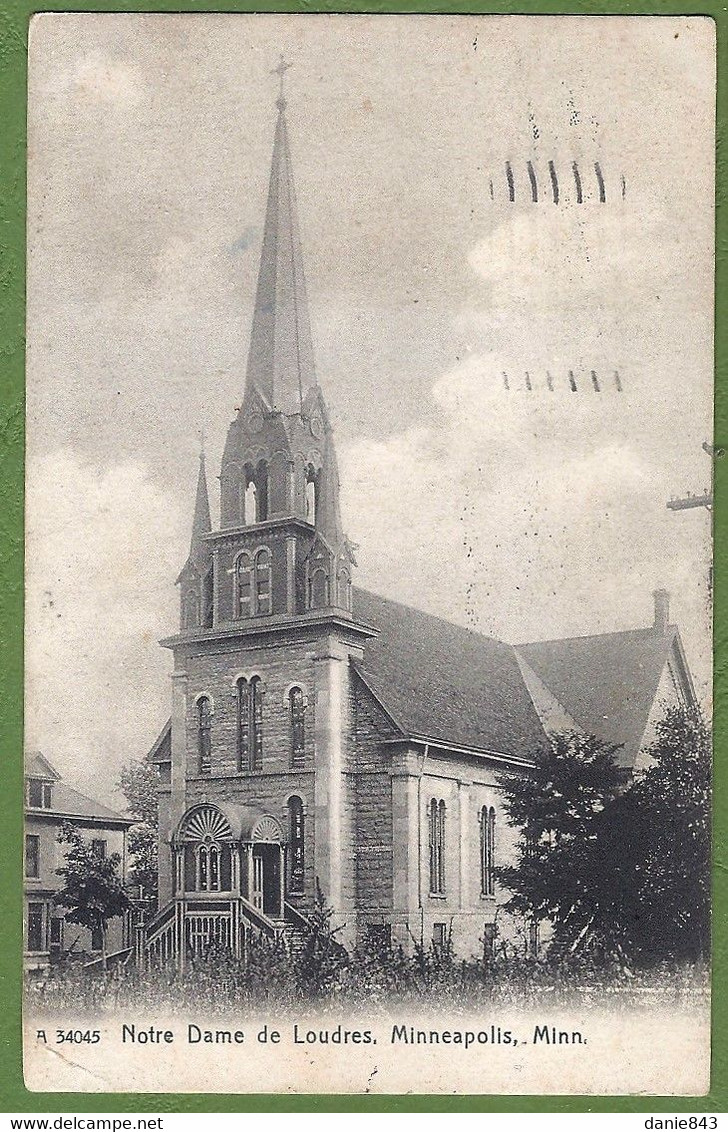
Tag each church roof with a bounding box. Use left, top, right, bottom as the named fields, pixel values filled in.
left=353, top=588, right=547, bottom=760
left=515, top=624, right=685, bottom=768
left=244, top=98, right=316, bottom=414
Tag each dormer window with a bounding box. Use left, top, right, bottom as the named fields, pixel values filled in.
left=27, top=779, right=52, bottom=809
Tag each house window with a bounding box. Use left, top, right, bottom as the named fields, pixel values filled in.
left=433, top=922, right=448, bottom=951
left=25, top=834, right=40, bottom=878
left=237, top=677, right=263, bottom=771
left=480, top=806, right=496, bottom=897
left=90, top=923, right=103, bottom=952
left=197, top=696, right=212, bottom=775
left=254, top=548, right=272, bottom=615
left=91, top=839, right=107, bottom=860
left=27, top=779, right=52, bottom=809
left=289, top=687, right=306, bottom=767
left=27, top=903, right=44, bottom=953
left=428, top=798, right=446, bottom=895
left=288, top=796, right=305, bottom=894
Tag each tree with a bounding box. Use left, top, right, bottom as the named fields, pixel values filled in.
left=119, top=760, right=159, bottom=905
left=497, top=731, right=625, bottom=960
left=54, top=822, right=130, bottom=968
left=626, top=705, right=711, bottom=963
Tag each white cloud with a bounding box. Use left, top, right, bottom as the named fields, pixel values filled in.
left=25, top=450, right=185, bottom=803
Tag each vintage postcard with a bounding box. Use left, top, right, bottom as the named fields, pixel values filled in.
left=23, top=13, right=715, bottom=1095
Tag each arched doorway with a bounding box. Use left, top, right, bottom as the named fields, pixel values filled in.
left=245, top=814, right=285, bottom=918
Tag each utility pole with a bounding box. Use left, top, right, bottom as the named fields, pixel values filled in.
left=666, top=442, right=717, bottom=595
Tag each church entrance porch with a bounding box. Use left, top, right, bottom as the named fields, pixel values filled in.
left=145, top=803, right=292, bottom=967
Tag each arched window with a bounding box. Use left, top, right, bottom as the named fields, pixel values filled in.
left=202, top=568, right=214, bottom=629
left=254, top=548, right=272, bottom=615
left=428, top=798, right=446, bottom=895
left=305, top=466, right=318, bottom=525
left=197, top=697, right=212, bottom=775
left=237, top=676, right=263, bottom=771
left=184, top=590, right=199, bottom=630
left=235, top=552, right=252, bottom=618
left=480, top=806, right=496, bottom=897
left=251, top=676, right=263, bottom=770
left=338, top=568, right=352, bottom=611
left=289, top=687, right=306, bottom=767
left=236, top=677, right=250, bottom=771
left=288, top=796, right=305, bottom=894
left=256, top=460, right=269, bottom=521
left=310, top=568, right=328, bottom=609
left=178, top=805, right=234, bottom=894
left=244, top=465, right=258, bottom=524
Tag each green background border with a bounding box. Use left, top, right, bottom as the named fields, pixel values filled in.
left=0, top=0, right=724, bottom=1112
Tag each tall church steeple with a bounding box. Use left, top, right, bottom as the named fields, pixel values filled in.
left=211, top=67, right=354, bottom=620
left=244, top=74, right=316, bottom=415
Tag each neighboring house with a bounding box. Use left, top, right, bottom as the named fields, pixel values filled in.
left=24, top=752, right=132, bottom=969
left=144, top=90, right=699, bottom=965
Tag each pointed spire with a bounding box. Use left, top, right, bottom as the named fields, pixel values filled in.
left=244, top=65, right=317, bottom=415
left=189, top=448, right=211, bottom=560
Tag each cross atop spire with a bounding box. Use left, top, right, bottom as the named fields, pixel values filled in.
left=271, top=54, right=293, bottom=110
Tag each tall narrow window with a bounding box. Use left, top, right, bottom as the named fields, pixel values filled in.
left=288, top=796, right=305, bottom=894
left=310, top=568, right=328, bottom=609
left=244, top=475, right=258, bottom=524
left=428, top=798, right=446, bottom=895
left=237, top=677, right=263, bottom=771
left=91, top=839, right=107, bottom=860
left=184, top=590, right=199, bottom=630
left=27, top=903, right=44, bottom=952
left=202, top=568, right=214, bottom=628
left=289, top=687, right=306, bottom=767
left=256, top=461, right=269, bottom=521
left=236, top=678, right=251, bottom=771
left=305, top=467, right=318, bottom=525
left=197, top=696, right=212, bottom=775
left=251, top=677, right=263, bottom=770
left=254, top=548, right=272, bottom=615
left=236, top=553, right=252, bottom=618
left=480, top=806, right=496, bottom=896
left=25, top=834, right=40, bottom=879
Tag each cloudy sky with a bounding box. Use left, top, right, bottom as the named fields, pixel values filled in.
left=25, top=14, right=715, bottom=805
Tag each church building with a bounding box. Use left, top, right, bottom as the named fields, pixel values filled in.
left=145, top=85, right=697, bottom=965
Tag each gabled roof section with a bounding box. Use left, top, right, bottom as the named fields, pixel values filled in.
left=25, top=751, right=61, bottom=780
left=244, top=99, right=316, bottom=414
left=352, top=588, right=546, bottom=759
left=48, top=782, right=132, bottom=825
left=25, top=752, right=131, bottom=824
left=147, top=718, right=172, bottom=765
left=515, top=624, right=689, bottom=768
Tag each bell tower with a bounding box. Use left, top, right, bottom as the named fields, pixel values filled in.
left=179, top=67, right=355, bottom=627
left=160, top=65, right=376, bottom=946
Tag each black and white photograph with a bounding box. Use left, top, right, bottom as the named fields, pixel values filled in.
left=23, top=13, right=714, bottom=1094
